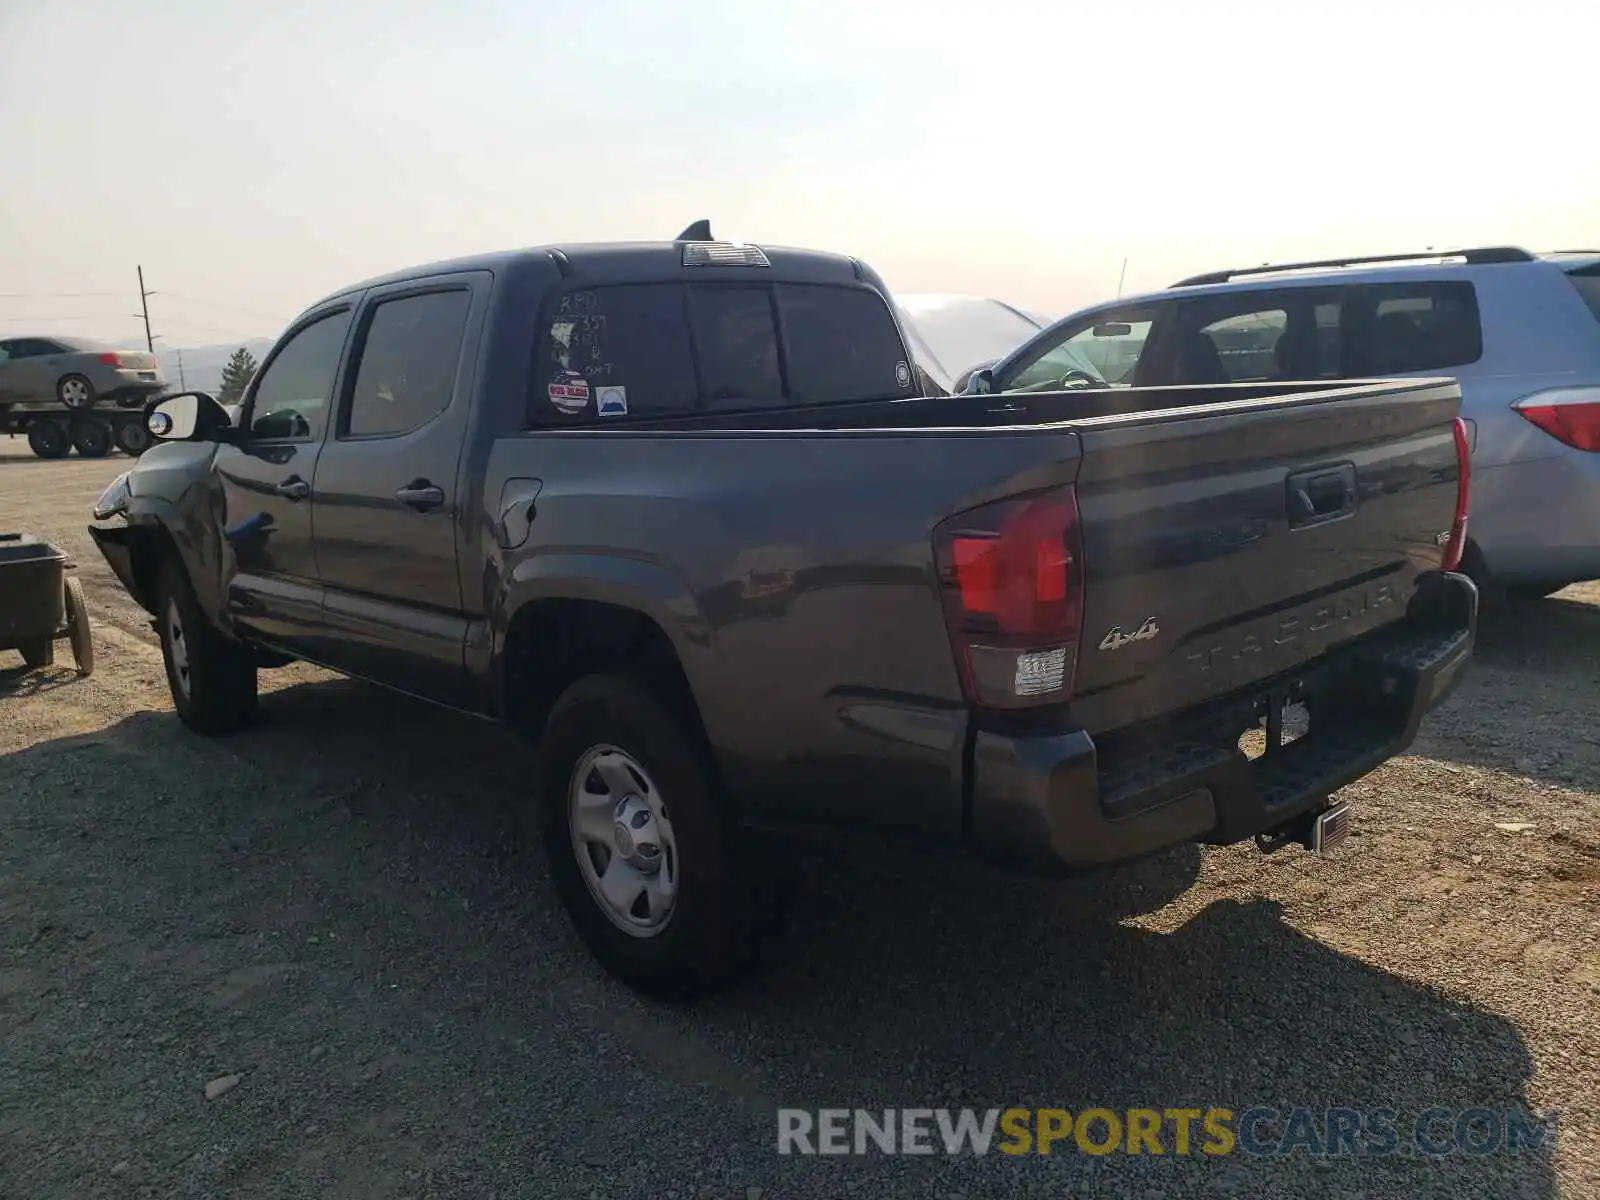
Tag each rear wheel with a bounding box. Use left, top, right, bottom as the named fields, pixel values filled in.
left=26, top=418, right=70, bottom=460
left=538, top=673, right=762, bottom=997
left=114, top=419, right=152, bottom=456
left=57, top=373, right=96, bottom=410
left=69, top=416, right=114, bottom=458
left=157, top=561, right=257, bottom=735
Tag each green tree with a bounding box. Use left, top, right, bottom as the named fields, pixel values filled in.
left=217, top=347, right=259, bottom=405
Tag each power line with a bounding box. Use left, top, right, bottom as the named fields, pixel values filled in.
left=0, top=291, right=122, bottom=299
left=0, top=313, right=140, bottom=322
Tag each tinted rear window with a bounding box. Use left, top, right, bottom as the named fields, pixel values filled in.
left=783, top=284, right=913, bottom=404
left=527, top=281, right=912, bottom=425
left=689, top=286, right=785, bottom=409
left=1566, top=266, right=1600, bottom=323
left=530, top=284, right=699, bottom=423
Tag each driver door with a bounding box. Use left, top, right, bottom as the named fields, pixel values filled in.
left=214, top=304, right=355, bottom=652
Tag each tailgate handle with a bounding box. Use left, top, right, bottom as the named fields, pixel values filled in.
left=1287, top=464, right=1358, bottom=528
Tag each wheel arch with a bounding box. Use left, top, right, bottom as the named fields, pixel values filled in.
left=494, top=556, right=719, bottom=755
left=122, top=506, right=220, bottom=619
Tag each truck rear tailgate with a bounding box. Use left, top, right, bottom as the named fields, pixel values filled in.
left=1067, top=378, right=1464, bottom=735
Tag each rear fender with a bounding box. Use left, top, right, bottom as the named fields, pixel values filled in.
left=488, top=552, right=717, bottom=725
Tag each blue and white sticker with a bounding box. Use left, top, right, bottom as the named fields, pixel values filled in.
left=548, top=371, right=591, bottom=414
left=596, top=385, right=628, bottom=417
left=895, top=360, right=912, bottom=388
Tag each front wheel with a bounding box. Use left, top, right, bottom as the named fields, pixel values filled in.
left=157, top=561, right=258, bottom=735
left=538, top=674, right=760, bottom=997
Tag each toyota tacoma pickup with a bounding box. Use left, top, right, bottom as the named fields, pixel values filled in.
left=88, top=228, right=1477, bottom=995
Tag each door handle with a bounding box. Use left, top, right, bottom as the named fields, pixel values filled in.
left=273, top=476, right=311, bottom=501
left=395, top=479, right=445, bottom=512
left=1285, top=463, right=1358, bottom=529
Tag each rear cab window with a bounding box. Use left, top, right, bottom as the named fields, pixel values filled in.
left=527, top=279, right=914, bottom=426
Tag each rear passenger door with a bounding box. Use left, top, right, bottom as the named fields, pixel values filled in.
left=307, top=272, right=489, bottom=708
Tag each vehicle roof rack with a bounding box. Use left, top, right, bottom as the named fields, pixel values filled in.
left=1169, top=246, right=1536, bottom=289
left=675, top=219, right=713, bottom=241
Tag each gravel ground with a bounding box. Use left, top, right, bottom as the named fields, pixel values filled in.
left=1, top=440, right=1597, bottom=1200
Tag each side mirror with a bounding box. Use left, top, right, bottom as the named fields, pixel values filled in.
left=959, top=365, right=997, bottom=395
left=146, top=391, right=236, bottom=443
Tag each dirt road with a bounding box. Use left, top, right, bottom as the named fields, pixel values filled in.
left=2, top=441, right=1597, bottom=1199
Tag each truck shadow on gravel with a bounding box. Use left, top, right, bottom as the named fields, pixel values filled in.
left=1420, top=594, right=1600, bottom=788
left=3, top=681, right=1561, bottom=1196
left=0, top=674, right=1558, bottom=1197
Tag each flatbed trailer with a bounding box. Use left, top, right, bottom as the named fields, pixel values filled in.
left=0, top=398, right=154, bottom=459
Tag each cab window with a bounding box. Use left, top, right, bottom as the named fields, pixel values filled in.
left=247, top=310, right=352, bottom=441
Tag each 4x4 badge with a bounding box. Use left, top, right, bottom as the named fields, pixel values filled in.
left=1099, top=617, right=1159, bottom=651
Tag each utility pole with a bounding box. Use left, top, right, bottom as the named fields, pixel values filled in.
left=137, top=265, right=155, bottom=352
left=174, top=348, right=187, bottom=389
left=1116, top=257, right=1129, bottom=299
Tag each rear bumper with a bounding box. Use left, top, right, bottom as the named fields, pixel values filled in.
left=969, top=571, right=1478, bottom=869
left=103, top=374, right=166, bottom=405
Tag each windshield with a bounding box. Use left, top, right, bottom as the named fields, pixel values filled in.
left=894, top=294, right=1044, bottom=391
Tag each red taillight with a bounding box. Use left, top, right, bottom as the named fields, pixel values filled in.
left=1440, top=415, right=1470, bottom=572
left=98, top=352, right=121, bottom=367
left=1512, top=387, right=1600, bottom=453
left=933, top=486, right=1084, bottom=709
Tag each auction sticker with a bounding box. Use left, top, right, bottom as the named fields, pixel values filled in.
left=548, top=371, right=591, bottom=413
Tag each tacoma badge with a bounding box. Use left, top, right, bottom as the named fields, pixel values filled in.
left=1099, top=617, right=1160, bottom=651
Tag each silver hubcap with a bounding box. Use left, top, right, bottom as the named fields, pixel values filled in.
left=61, top=379, right=89, bottom=404
left=165, top=599, right=190, bottom=699
left=569, top=746, right=677, bottom=937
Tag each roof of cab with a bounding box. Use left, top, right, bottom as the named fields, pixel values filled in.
left=310, top=240, right=870, bottom=312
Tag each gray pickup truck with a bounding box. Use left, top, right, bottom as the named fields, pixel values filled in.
left=88, top=231, right=1477, bottom=994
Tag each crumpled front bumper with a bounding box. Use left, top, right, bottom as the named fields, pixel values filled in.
left=86, top=524, right=150, bottom=612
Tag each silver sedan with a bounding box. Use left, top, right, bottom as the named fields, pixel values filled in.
left=0, top=335, right=167, bottom=410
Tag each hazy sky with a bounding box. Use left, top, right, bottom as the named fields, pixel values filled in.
left=2, top=0, right=1596, bottom=349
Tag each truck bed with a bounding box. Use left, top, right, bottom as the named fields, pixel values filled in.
left=481, top=376, right=1466, bottom=851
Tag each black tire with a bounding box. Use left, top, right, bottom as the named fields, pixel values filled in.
left=57, top=373, right=97, bottom=410
left=19, top=639, right=54, bottom=669
left=69, top=417, right=114, bottom=458
left=114, top=419, right=152, bottom=456
left=64, top=576, right=93, bottom=677
left=538, top=673, right=760, bottom=997
left=156, top=561, right=257, bottom=735
left=26, top=419, right=70, bottom=460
